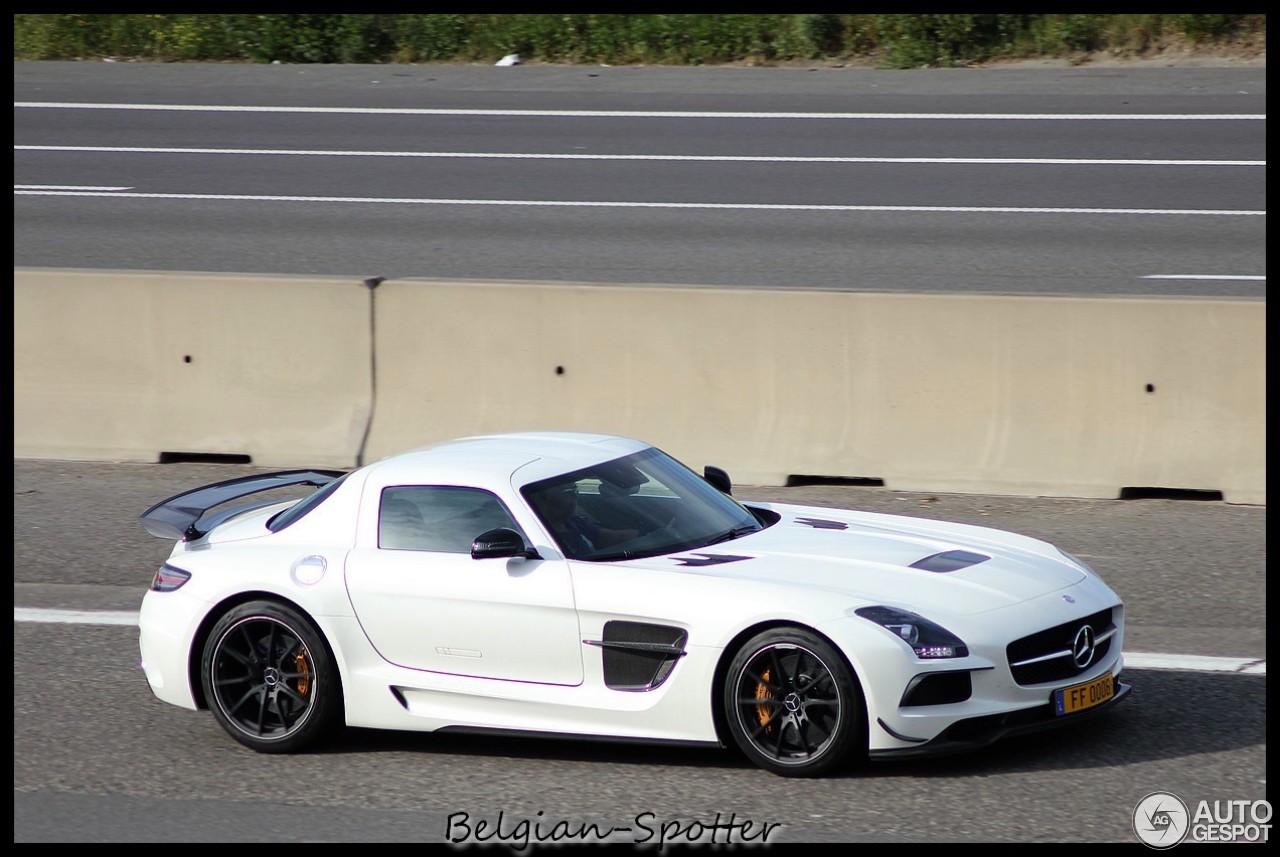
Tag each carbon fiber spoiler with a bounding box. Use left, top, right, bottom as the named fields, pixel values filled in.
left=139, top=469, right=348, bottom=541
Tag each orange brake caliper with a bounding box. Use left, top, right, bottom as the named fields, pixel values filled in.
left=755, top=668, right=774, bottom=732
left=295, top=652, right=311, bottom=697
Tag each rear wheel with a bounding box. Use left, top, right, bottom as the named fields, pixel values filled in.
left=201, top=601, right=343, bottom=753
left=723, top=627, right=864, bottom=777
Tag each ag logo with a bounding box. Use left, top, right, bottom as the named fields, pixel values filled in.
left=1134, top=792, right=1190, bottom=848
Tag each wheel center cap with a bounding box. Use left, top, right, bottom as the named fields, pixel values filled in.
left=263, top=667, right=281, bottom=687
left=783, top=692, right=802, bottom=713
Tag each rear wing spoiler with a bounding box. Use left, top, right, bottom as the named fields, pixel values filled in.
left=139, top=469, right=348, bottom=541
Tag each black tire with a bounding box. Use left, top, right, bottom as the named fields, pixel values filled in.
left=201, top=601, right=344, bottom=753
left=723, top=627, right=864, bottom=777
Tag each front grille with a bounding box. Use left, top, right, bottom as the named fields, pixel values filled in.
left=1006, top=608, right=1115, bottom=686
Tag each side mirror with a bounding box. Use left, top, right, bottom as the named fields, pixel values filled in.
left=471, top=527, right=540, bottom=560
left=704, top=465, right=732, bottom=495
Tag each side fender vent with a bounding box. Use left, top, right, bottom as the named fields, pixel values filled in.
left=587, top=621, right=688, bottom=691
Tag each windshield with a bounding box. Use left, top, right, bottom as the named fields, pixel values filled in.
left=521, top=447, right=763, bottom=561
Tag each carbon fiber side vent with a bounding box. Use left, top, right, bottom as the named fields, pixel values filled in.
left=587, top=621, right=688, bottom=691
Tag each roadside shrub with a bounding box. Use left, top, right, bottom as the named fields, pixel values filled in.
left=11, top=14, right=1267, bottom=66
left=873, top=14, right=1031, bottom=68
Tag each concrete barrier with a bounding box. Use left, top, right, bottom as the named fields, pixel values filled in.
left=14, top=268, right=371, bottom=468
left=14, top=269, right=1266, bottom=504
left=367, top=278, right=1265, bottom=505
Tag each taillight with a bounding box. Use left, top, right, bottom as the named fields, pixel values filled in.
left=151, top=563, right=191, bottom=592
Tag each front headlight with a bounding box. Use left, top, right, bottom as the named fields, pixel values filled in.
left=855, top=606, right=969, bottom=659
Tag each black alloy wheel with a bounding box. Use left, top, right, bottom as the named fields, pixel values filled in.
left=201, top=601, right=343, bottom=753
left=724, top=627, right=864, bottom=777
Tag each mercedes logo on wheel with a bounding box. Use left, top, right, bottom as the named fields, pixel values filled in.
left=1072, top=624, right=1096, bottom=669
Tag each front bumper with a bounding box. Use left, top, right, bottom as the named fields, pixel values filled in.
left=821, top=583, right=1128, bottom=756
left=869, top=675, right=1131, bottom=760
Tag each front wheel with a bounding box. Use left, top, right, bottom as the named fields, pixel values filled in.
left=723, top=627, right=864, bottom=777
left=201, top=601, right=343, bottom=753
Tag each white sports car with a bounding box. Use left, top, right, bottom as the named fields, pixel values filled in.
left=138, top=432, right=1128, bottom=777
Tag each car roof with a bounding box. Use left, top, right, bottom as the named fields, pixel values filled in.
left=363, top=431, right=653, bottom=488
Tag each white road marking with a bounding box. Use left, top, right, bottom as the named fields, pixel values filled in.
left=10, top=188, right=1265, bottom=216
left=12, top=102, right=1268, bottom=121
left=15, top=608, right=139, bottom=626
left=13, top=608, right=1266, bottom=674
left=13, top=145, right=1265, bottom=167
left=1143, top=274, right=1266, bottom=281
left=1125, top=652, right=1266, bottom=675
left=13, top=183, right=133, bottom=190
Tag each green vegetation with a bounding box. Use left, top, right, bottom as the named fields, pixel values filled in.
left=12, top=14, right=1266, bottom=68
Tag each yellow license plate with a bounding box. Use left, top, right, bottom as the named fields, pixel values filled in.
left=1054, top=674, right=1114, bottom=715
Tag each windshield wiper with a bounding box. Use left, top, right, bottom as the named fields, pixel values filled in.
left=706, top=524, right=759, bottom=546
left=589, top=549, right=639, bottom=562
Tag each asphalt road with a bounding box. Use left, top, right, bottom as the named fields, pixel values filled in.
left=13, top=459, right=1266, bottom=843
left=13, top=61, right=1267, bottom=297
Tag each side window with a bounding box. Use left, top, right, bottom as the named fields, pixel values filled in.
left=379, top=486, right=523, bottom=552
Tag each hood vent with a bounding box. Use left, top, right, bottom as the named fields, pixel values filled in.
left=671, top=553, right=752, bottom=567
left=795, top=517, right=848, bottom=530
left=909, top=550, right=991, bottom=573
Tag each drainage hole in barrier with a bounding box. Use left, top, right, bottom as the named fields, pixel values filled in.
left=158, top=452, right=253, bottom=465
